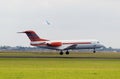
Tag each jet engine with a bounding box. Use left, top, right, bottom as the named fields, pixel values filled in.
left=47, top=42, right=62, bottom=47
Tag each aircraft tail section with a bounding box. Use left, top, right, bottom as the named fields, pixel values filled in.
left=19, top=30, right=48, bottom=42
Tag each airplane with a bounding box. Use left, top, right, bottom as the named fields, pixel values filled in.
left=45, top=20, right=51, bottom=25
left=19, top=30, right=104, bottom=55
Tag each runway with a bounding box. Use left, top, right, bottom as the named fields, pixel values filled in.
left=0, top=56, right=120, bottom=59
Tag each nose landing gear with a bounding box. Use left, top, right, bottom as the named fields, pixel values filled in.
left=93, top=45, right=96, bottom=53
left=93, top=48, right=96, bottom=53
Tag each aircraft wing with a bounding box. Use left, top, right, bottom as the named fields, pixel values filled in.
left=63, top=44, right=77, bottom=50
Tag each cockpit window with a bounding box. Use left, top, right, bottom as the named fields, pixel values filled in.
left=97, top=41, right=100, bottom=43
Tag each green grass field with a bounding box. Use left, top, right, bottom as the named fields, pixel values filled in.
left=0, top=52, right=120, bottom=79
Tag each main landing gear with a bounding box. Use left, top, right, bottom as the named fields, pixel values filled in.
left=60, top=51, right=64, bottom=55
left=66, top=50, right=69, bottom=55
left=59, top=50, right=69, bottom=55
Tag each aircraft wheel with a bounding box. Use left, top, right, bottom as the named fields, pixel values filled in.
left=93, top=48, right=96, bottom=53
left=60, top=51, right=63, bottom=55
left=66, top=50, right=69, bottom=55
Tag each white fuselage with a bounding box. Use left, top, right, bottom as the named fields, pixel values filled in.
left=30, top=39, right=103, bottom=50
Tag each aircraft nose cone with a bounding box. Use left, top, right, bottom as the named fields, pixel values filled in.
left=98, top=44, right=105, bottom=48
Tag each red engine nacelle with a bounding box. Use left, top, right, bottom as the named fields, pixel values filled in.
left=47, top=42, right=62, bottom=47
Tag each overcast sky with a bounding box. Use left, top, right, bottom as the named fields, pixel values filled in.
left=0, top=0, right=120, bottom=48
